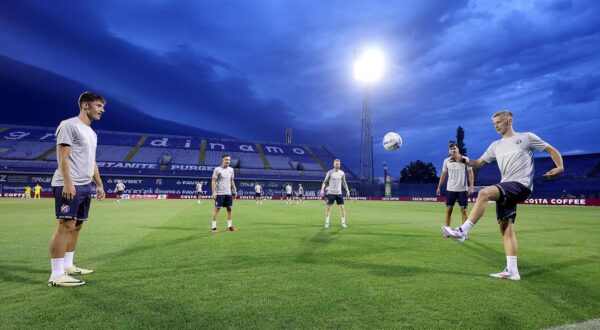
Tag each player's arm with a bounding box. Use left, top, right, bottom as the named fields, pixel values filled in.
left=454, top=154, right=486, bottom=169
left=436, top=171, right=447, bottom=196
left=230, top=177, right=237, bottom=195
left=343, top=176, right=350, bottom=197
left=211, top=177, right=217, bottom=199
left=57, top=144, right=75, bottom=200
left=93, top=163, right=105, bottom=200
left=543, top=144, right=564, bottom=179
left=468, top=168, right=474, bottom=196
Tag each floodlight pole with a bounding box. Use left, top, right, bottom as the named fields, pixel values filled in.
left=359, top=86, right=374, bottom=182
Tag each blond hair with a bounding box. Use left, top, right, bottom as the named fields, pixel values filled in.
left=492, top=110, right=513, bottom=119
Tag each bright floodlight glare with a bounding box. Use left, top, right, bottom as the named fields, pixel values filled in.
left=354, top=49, right=384, bottom=83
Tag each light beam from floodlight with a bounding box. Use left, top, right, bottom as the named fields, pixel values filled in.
left=353, top=49, right=384, bottom=83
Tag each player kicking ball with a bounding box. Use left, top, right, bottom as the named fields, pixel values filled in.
left=48, top=92, right=106, bottom=287
left=210, top=155, right=237, bottom=233
left=442, top=110, right=563, bottom=280
left=321, top=159, right=350, bottom=228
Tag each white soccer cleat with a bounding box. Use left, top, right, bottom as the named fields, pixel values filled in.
left=341, top=223, right=348, bottom=228
left=441, top=226, right=466, bottom=243
left=66, top=266, right=94, bottom=275
left=48, top=273, right=85, bottom=287
left=324, top=223, right=329, bottom=229
left=489, top=268, right=521, bottom=281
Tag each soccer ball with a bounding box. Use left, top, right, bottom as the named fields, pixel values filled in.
left=383, top=132, right=402, bottom=151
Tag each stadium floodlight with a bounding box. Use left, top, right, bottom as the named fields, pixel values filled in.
left=353, top=49, right=384, bottom=83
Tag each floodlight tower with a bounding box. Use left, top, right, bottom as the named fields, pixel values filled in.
left=354, top=49, right=384, bottom=182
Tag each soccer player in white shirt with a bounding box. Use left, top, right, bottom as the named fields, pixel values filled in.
left=442, top=111, right=564, bottom=280
left=195, top=181, right=203, bottom=204
left=297, top=184, right=305, bottom=204
left=254, top=182, right=263, bottom=204
left=320, top=159, right=350, bottom=228
left=115, top=180, right=126, bottom=203
left=48, top=92, right=106, bottom=287
left=211, top=155, right=237, bottom=233
left=436, top=141, right=474, bottom=237
left=285, top=183, right=293, bottom=205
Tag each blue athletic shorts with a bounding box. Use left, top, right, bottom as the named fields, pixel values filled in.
left=494, top=182, right=531, bottom=222
left=327, top=194, right=344, bottom=205
left=215, top=194, right=233, bottom=208
left=53, top=184, right=92, bottom=221
left=446, top=191, right=468, bottom=208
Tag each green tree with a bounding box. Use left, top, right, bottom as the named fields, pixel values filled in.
left=399, top=160, right=439, bottom=183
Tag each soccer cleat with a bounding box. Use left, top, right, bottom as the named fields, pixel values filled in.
left=489, top=268, right=521, bottom=281
left=66, top=266, right=94, bottom=275
left=441, top=226, right=466, bottom=243
left=341, top=223, right=348, bottom=228
left=211, top=228, right=219, bottom=233
left=48, top=273, right=85, bottom=287
left=442, top=232, right=450, bottom=238
left=324, top=223, right=329, bottom=229
left=227, top=227, right=236, bottom=232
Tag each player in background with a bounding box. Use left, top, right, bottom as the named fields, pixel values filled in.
left=297, top=184, right=305, bottom=204
left=211, top=155, right=237, bottom=233
left=442, top=110, right=564, bottom=281
left=285, top=183, right=293, bottom=205
left=115, top=180, right=125, bottom=203
left=195, top=181, right=203, bottom=204
left=48, top=91, right=106, bottom=287
left=23, top=186, right=32, bottom=199
left=34, top=184, right=42, bottom=199
left=254, top=182, right=263, bottom=205
left=320, top=159, right=350, bottom=228
left=436, top=141, right=474, bottom=238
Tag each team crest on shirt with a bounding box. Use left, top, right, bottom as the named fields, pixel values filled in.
left=60, top=204, right=70, bottom=213
left=514, top=139, right=522, bottom=144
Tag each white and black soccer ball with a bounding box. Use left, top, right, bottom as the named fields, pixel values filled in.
left=382, top=132, right=402, bottom=151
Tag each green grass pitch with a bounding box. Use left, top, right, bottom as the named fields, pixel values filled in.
left=0, top=198, right=598, bottom=329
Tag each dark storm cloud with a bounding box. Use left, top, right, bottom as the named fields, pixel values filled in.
left=1, top=0, right=599, bottom=174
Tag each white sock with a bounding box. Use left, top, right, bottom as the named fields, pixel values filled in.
left=51, top=258, right=65, bottom=278
left=507, top=256, right=518, bottom=274
left=341, top=217, right=346, bottom=225
left=64, top=251, right=75, bottom=269
left=325, top=217, right=329, bottom=224
left=212, top=220, right=217, bottom=229
left=227, top=220, right=233, bottom=228
left=460, top=220, right=475, bottom=234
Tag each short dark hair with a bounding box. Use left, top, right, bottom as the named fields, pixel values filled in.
left=448, top=141, right=457, bottom=148
left=78, top=91, right=106, bottom=107
left=222, top=154, right=230, bottom=159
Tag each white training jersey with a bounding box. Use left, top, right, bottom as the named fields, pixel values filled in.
left=212, top=166, right=234, bottom=195
left=52, top=117, right=97, bottom=186
left=116, top=183, right=125, bottom=191
left=298, top=186, right=304, bottom=194
left=196, top=183, right=203, bottom=192
left=324, top=169, right=345, bottom=195
left=255, top=185, right=262, bottom=193
left=480, top=132, right=548, bottom=191
left=442, top=158, right=472, bottom=192
left=286, top=185, right=293, bottom=194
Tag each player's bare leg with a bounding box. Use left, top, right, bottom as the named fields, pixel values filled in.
left=442, top=186, right=500, bottom=241
left=324, top=204, right=332, bottom=228
left=443, top=206, right=453, bottom=237
left=490, top=218, right=520, bottom=280
left=48, top=220, right=84, bottom=286
left=339, top=205, right=347, bottom=228
left=64, top=221, right=92, bottom=275
left=226, top=206, right=235, bottom=231
left=211, top=207, right=220, bottom=233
